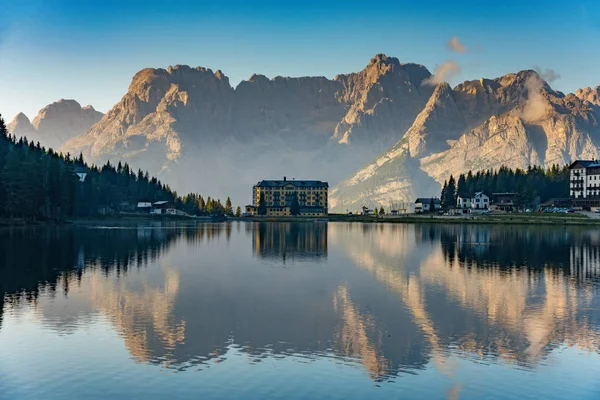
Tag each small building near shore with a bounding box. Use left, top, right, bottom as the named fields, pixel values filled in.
left=151, top=201, right=175, bottom=215
left=137, top=202, right=152, bottom=213
left=490, top=192, right=517, bottom=212
left=540, top=198, right=572, bottom=208
left=457, top=192, right=489, bottom=210
left=414, top=198, right=441, bottom=213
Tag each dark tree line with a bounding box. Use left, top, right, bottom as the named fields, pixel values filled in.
left=440, top=165, right=569, bottom=208
left=0, top=114, right=233, bottom=221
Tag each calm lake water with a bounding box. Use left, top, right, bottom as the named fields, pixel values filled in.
left=1, top=222, right=600, bottom=399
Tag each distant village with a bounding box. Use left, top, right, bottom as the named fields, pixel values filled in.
left=357, top=160, right=595, bottom=216
left=75, top=160, right=600, bottom=220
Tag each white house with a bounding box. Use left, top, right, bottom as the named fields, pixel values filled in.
left=472, top=192, right=489, bottom=209
left=457, top=195, right=472, bottom=209
left=457, top=192, right=489, bottom=211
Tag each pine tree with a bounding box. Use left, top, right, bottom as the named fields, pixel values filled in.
left=235, top=206, right=241, bottom=217
left=456, top=174, right=467, bottom=198
left=290, top=193, right=300, bottom=215
left=440, top=180, right=448, bottom=209
left=258, top=193, right=267, bottom=215
left=2, top=150, right=23, bottom=218
left=225, top=196, right=233, bottom=215
left=443, top=175, right=457, bottom=209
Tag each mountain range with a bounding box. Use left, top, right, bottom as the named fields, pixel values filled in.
left=6, top=55, right=600, bottom=210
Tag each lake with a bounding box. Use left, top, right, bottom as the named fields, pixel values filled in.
left=1, top=222, right=599, bottom=399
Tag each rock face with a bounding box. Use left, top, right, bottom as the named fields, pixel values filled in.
left=330, top=72, right=600, bottom=212
left=332, top=54, right=433, bottom=149
left=8, top=100, right=103, bottom=150
left=62, top=55, right=434, bottom=203
left=576, top=86, right=600, bottom=107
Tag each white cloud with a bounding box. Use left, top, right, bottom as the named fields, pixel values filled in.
left=423, top=60, right=461, bottom=86
left=447, top=36, right=467, bottom=53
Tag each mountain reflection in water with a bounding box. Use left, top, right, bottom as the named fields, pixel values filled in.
left=1, top=222, right=599, bottom=394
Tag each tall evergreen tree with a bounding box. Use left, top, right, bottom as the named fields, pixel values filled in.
left=225, top=197, right=233, bottom=215
left=442, top=175, right=457, bottom=209
left=290, top=193, right=300, bottom=215
left=258, top=193, right=267, bottom=215
left=440, top=181, right=448, bottom=209
left=456, top=174, right=467, bottom=198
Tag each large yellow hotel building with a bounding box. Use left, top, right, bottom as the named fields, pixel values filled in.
left=245, top=177, right=328, bottom=217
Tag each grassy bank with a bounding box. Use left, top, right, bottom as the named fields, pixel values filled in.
left=329, top=212, right=599, bottom=225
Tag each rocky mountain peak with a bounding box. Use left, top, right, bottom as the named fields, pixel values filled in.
left=368, top=53, right=401, bottom=71
left=7, top=112, right=35, bottom=138
left=27, top=99, right=104, bottom=149
left=247, top=73, right=270, bottom=83
left=6, top=99, right=103, bottom=149
left=12, top=112, right=31, bottom=125
left=214, top=69, right=227, bottom=83
left=433, top=81, right=453, bottom=96
left=331, top=54, right=434, bottom=146
left=576, top=86, right=600, bottom=107
left=32, top=99, right=102, bottom=128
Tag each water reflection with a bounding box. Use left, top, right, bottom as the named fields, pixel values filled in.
left=1, top=223, right=599, bottom=387
left=252, top=222, right=327, bottom=262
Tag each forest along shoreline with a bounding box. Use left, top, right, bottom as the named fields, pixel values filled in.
left=0, top=114, right=234, bottom=226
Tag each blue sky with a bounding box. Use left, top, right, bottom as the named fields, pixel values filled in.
left=0, top=0, right=599, bottom=121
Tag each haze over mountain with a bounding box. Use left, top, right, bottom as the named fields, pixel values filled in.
left=10, top=54, right=596, bottom=209
left=61, top=55, right=434, bottom=203
left=8, top=99, right=103, bottom=150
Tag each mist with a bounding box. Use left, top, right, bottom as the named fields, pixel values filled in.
left=423, top=60, right=461, bottom=86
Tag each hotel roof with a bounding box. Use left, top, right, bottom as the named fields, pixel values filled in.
left=569, top=160, right=600, bottom=169
left=255, top=179, right=328, bottom=188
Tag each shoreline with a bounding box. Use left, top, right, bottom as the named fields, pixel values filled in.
left=2, top=213, right=599, bottom=227
left=232, top=213, right=600, bottom=226
left=0, top=214, right=222, bottom=228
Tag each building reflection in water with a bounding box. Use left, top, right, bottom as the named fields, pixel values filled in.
left=252, top=222, right=327, bottom=262
left=1, top=222, right=599, bottom=383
